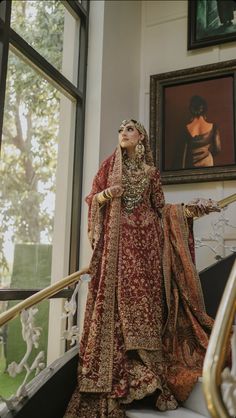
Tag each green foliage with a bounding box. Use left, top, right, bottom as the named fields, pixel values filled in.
left=0, top=369, right=25, bottom=399
left=0, top=1, right=64, bottom=277
left=1, top=244, right=51, bottom=397
left=11, top=0, right=65, bottom=71
left=11, top=243, right=52, bottom=288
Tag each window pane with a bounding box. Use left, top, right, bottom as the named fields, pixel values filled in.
left=0, top=51, right=75, bottom=290
left=11, top=0, right=80, bottom=85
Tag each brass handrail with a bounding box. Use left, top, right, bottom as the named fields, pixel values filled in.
left=203, top=259, right=236, bottom=418
left=217, top=193, right=236, bottom=209
left=0, top=266, right=89, bottom=327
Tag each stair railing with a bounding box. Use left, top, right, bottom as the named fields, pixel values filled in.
left=0, top=266, right=89, bottom=327
left=0, top=266, right=89, bottom=410
left=194, top=193, right=236, bottom=260
left=203, top=258, right=236, bottom=418
left=217, top=193, right=236, bottom=209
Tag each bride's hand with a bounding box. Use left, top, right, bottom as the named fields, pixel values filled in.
left=186, top=197, right=221, bottom=216
left=109, top=185, right=124, bottom=198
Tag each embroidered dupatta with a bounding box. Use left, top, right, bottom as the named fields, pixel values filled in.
left=161, top=205, right=213, bottom=401
left=79, top=147, right=123, bottom=392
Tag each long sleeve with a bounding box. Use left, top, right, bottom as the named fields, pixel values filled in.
left=150, top=168, right=165, bottom=214
left=85, top=157, right=112, bottom=248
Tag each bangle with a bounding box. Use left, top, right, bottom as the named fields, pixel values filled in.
left=184, top=206, right=194, bottom=218
left=107, top=189, right=113, bottom=198
left=103, top=189, right=112, bottom=199
left=97, top=192, right=107, bottom=204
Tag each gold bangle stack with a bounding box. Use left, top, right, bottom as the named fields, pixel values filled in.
left=184, top=205, right=194, bottom=218
left=103, top=189, right=113, bottom=199
left=97, top=188, right=113, bottom=205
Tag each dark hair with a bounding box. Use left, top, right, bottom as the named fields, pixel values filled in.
left=189, top=95, right=208, bottom=117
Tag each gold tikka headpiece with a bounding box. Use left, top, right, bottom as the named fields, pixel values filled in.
left=120, top=119, right=147, bottom=137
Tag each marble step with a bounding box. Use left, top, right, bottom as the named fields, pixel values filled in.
left=183, top=379, right=210, bottom=417
left=126, top=407, right=208, bottom=418
left=127, top=378, right=210, bottom=418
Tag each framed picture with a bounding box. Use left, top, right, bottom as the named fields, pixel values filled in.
left=150, top=60, right=236, bottom=185
left=188, top=0, right=236, bottom=50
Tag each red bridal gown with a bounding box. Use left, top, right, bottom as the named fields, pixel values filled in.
left=64, top=155, right=213, bottom=418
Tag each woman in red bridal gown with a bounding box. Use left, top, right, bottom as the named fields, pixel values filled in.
left=64, top=119, right=219, bottom=418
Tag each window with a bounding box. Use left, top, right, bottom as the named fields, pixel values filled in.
left=1, top=50, right=75, bottom=289
left=10, top=1, right=80, bottom=84
left=0, top=0, right=89, bottom=397
left=0, top=0, right=89, bottom=291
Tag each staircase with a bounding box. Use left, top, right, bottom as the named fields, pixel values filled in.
left=0, top=366, right=209, bottom=418
left=1, top=253, right=235, bottom=418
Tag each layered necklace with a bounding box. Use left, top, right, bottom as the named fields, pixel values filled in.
left=122, top=154, right=149, bottom=213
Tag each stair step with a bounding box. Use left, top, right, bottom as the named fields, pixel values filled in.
left=183, top=379, right=210, bottom=417
left=127, top=378, right=210, bottom=418
left=126, top=407, right=207, bottom=418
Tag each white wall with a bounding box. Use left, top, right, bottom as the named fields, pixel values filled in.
left=80, top=0, right=236, bottom=273
left=139, top=0, right=236, bottom=270
left=79, top=0, right=105, bottom=268
left=99, top=0, right=142, bottom=162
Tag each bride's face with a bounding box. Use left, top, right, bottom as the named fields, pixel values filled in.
left=118, top=122, right=143, bottom=150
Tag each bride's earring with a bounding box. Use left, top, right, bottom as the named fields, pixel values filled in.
left=135, top=139, right=145, bottom=161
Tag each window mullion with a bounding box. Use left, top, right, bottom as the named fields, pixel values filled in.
left=62, top=0, right=87, bottom=21
left=10, top=27, right=83, bottom=101
left=0, top=0, right=11, bottom=152
left=69, top=2, right=89, bottom=273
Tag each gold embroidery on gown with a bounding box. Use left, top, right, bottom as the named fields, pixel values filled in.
left=64, top=146, right=213, bottom=418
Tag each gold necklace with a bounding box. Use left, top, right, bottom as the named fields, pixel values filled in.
left=122, top=156, right=149, bottom=213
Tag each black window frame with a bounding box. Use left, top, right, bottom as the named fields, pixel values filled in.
left=0, top=0, right=90, bottom=301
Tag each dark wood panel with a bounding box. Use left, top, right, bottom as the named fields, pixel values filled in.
left=199, top=252, right=236, bottom=318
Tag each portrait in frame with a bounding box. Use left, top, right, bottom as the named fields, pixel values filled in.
left=188, top=0, right=236, bottom=50
left=149, top=60, right=236, bottom=185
